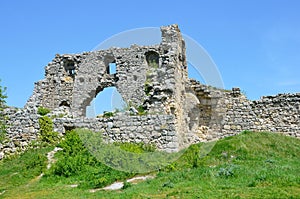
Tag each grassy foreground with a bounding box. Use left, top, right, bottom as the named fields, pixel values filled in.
left=0, top=131, right=299, bottom=198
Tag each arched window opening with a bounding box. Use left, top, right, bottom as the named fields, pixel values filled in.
left=86, top=87, right=126, bottom=118
left=145, top=51, right=159, bottom=68
left=63, top=60, right=76, bottom=77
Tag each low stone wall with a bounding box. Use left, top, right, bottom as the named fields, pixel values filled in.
left=221, top=91, right=300, bottom=137
left=251, top=94, right=300, bottom=134
left=53, top=114, right=178, bottom=152
left=188, top=80, right=300, bottom=141
left=0, top=107, right=39, bottom=159
left=0, top=109, right=179, bottom=160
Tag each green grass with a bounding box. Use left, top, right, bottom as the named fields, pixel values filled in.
left=0, top=131, right=299, bottom=198
left=0, top=146, right=52, bottom=195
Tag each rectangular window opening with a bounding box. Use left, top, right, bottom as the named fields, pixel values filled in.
left=108, top=63, right=117, bottom=74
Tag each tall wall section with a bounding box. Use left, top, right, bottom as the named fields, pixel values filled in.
left=0, top=24, right=190, bottom=160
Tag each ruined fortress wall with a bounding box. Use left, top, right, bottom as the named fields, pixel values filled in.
left=189, top=80, right=300, bottom=141
left=1, top=24, right=299, bottom=160
left=25, top=26, right=189, bottom=119
left=53, top=114, right=178, bottom=152
left=221, top=90, right=300, bottom=137
left=1, top=24, right=189, bottom=159
left=71, top=46, right=163, bottom=117
left=2, top=85, right=299, bottom=159
left=251, top=94, right=300, bottom=134
left=155, top=25, right=190, bottom=148
left=0, top=107, right=39, bottom=158
left=25, top=54, right=84, bottom=110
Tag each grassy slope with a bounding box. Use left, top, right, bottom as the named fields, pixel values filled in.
left=0, top=131, right=299, bottom=199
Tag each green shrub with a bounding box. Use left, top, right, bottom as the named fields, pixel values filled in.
left=103, top=111, right=114, bottom=118
left=38, top=116, right=59, bottom=144
left=37, top=106, right=51, bottom=116
left=0, top=122, right=6, bottom=142
left=144, top=83, right=152, bottom=96
left=115, top=142, right=156, bottom=153
left=0, top=79, right=7, bottom=142
left=166, top=144, right=203, bottom=170
left=52, top=131, right=95, bottom=177
left=25, top=153, right=47, bottom=172
left=57, top=130, right=88, bottom=156
left=217, top=164, right=237, bottom=178
left=52, top=155, right=88, bottom=177
left=137, top=105, right=147, bottom=115
left=122, top=181, right=132, bottom=189
left=162, top=180, right=174, bottom=188
left=92, top=177, right=108, bottom=188
left=0, top=115, right=6, bottom=143
left=49, top=130, right=133, bottom=188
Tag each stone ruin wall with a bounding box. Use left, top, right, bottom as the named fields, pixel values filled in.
left=0, top=24, right=299, bottom=160
left=0, top=25, right=189, bottom=159
left=2, top=81, right=299, bottom=159
left=53, top=114, right=177, bottom=152
left=188, top=79, right=300, bottom=141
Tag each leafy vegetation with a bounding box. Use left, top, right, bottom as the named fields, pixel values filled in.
left=0, top=147, right=51, bottom=195
left=0, top=79, right=7, bottom=142
left=136, top=105, right=147, bottom=116
left=38, top=116, right=59, bottom=144
left=122, top=181, right=132, bottom=190
left=37, top=106, right=51, bottom=116
left=78, top=129, right=180, bottom=173
left=102, top=111, right=114, bottom=118
left=45, top=130, right=139, bottom=189
left=144, top=83, right=152, bottom=96
left=114, top=141, right=156, bottom=154
left=0, top=131, right=299, bottom=198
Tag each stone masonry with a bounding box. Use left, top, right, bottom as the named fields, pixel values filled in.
left=0, top=24, right=299, bottom=160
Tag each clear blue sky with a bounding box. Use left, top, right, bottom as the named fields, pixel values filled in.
left=0, top=0, right=299, bottom=113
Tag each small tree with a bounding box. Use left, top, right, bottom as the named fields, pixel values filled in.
left=38, top=116, right=59, bottom=144
left=0, top=79, right=7, bottom=142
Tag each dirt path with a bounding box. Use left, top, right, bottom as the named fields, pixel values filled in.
left=90, top=175, right=155, bottom=192
left=30, top=147, right=63, bottom=183
left=46, top=147, right=63, bottom=169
